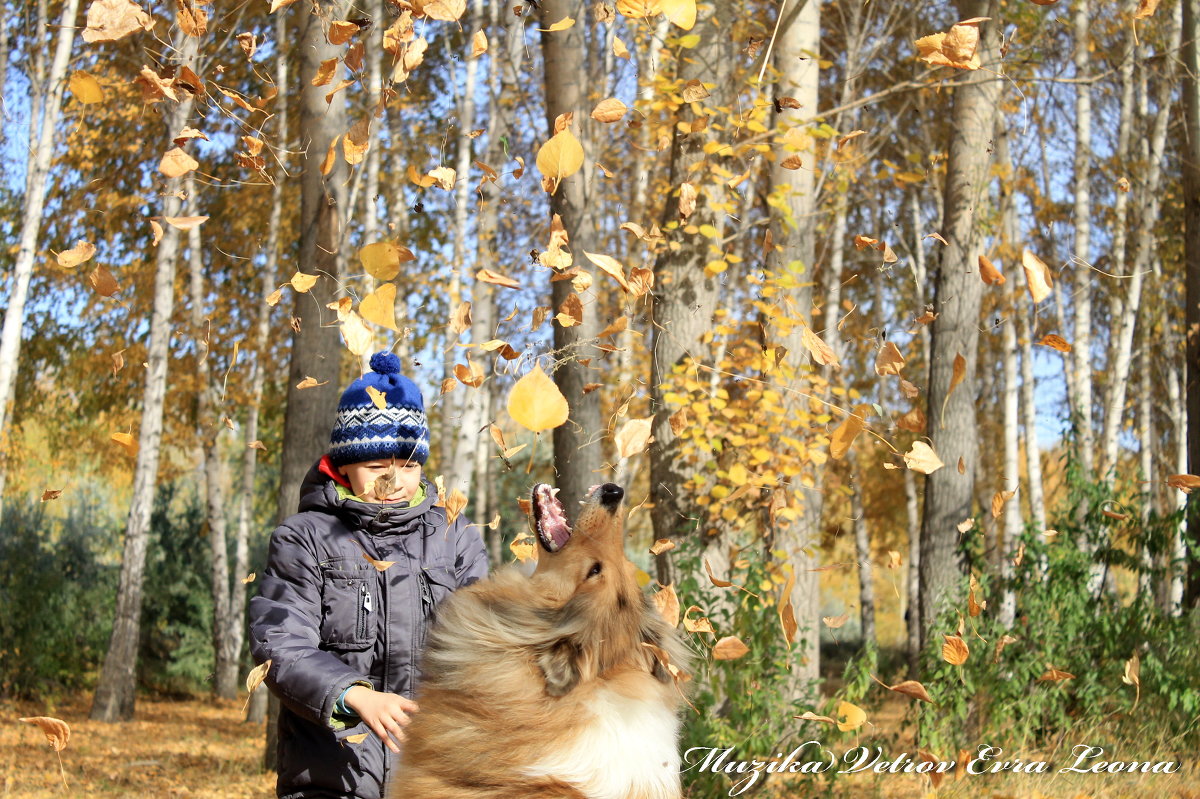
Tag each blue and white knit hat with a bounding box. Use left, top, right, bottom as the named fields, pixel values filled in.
left=328, top=351, right=430, bottom=467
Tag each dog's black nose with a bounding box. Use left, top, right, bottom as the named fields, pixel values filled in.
left=599, top=483, right=624, bottom=508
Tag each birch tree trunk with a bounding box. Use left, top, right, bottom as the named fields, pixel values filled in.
left=918, top=0, right=1000, bottom=648
left=1185, top=0, right=1200, bottom=612
left=1070, top=0, right=1095, bottom=477
left=90, top=29, right=200, bottom=723
left=648, top=0, right=731, bottom=583
left=904, top=468, right=922, bottom=674
left=852, top=483, right=875, bottom=647
left=538, top=0, right=603, bottom=512
left=0, top=0, right=82, bottom=510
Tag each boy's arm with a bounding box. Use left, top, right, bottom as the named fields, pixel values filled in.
left=248, top=521, right=370, bottom=729
left=451, top=514, right=489, bottom=586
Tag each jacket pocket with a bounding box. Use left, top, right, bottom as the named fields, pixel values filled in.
left=319, top=567, right=377, bottom=651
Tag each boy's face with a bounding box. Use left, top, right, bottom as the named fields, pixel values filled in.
left=338, top=458, right=422, bottom=504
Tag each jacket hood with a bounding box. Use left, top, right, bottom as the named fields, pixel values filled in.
left=297, top=459, right=442, bottom=537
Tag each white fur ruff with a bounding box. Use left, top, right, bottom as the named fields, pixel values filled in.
left=521, top=686, right=682, bottom=799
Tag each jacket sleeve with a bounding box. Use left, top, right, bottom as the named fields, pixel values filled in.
left=248, top=519, right=368, bottom=728
left=451, top=514, right=489, bottom=587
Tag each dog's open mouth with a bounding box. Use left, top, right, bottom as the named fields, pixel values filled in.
left=531, top=484, right=571, bottom=553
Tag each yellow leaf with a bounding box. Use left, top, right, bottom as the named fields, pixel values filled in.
left=830, top=404, right=872, bottom=460
left=591, top=98, right=627, bottom=123
left=1022, top=249, right=1053, bottom=304
left=874, top=341, right=905, bottom=376
left=359, top=241, right=415, bottom=282
left=942, top=633, right=970, bottom=665
left=343, top=118, right=371, bottom=166
left=712, top=636, right=749, bottom=660
left=509, top=533, right=537, bottom=562
left=341, top=311, right=374, bottom=356
left=443, top=488, right=468, bottom=524
left=424, top=0, right=466, bottom=21
left=296, top=376, right=329, bottom=390
left=344, top=732, right=370, bottom=744
left=651, top=583, right=680, bottom=627
left=836, top=701, right=866, bottom=731
left=111, top=431, right=137, bottom=457
left=69, top=71, right=106, bottom=104
left=163, top=216, right=208, bottom=231
left=904, top=441, right=944, bottom=474
left=584, top=251, right=630, bottom=292
left=366, top=385, right=387, bottom=410
left=536, top=129, right=585, bottom=188
left=800, top=323, right=839, bottom=368
left=360, top=283, right=399, bottom=331
left=245, top=660, right=271, bottom=696
left=507, top=364, right=569, bottom=433
left=290, top=272, right=319, bottom=293
left=428, top=166, right=456, bottom=190
left=615, top=418, right=654, bottom=458
left=57, top=240, right=96, bottom=268
left=978, top=254, right=1005, bottom=285
left=915, top=19, right=986, bottom=70
left=616, top=0, right=662, bottom=17
left=470, top=30, right=488, bottom=58
left=241, top=572, right=257, bottom=583
left=88, top=265, right=120, bottom=297
left=650, top=538, right=676, bottom=556
left=159, top=147, right=199, bottom=178
left=19, top=717, right=70, bottom=752
left=539, top=15, right=575, bottom=31
left=661, top=0, right=695, bottom=28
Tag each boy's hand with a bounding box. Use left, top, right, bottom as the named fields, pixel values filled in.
left=344, top=686, right=419, bottom=753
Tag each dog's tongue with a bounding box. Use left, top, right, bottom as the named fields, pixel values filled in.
left=532, top=484, right=571, bottom=553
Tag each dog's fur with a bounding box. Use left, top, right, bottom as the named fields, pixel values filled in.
left=395, top=483, right=691, bottom=799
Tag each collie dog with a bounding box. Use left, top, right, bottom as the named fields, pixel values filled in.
left=395, top=482, right=691, bottom=799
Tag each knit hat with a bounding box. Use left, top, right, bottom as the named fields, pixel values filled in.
left=328, top=351, right=430, bottom=467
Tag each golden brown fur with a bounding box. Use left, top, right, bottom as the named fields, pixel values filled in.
left=394, top=484, right=690, bottom=799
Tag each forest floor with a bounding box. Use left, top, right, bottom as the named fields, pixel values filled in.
left=1, top=693, right=1196, bottom=798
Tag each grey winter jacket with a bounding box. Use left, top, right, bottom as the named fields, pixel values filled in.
left=249, top=460, right=489, bottom=799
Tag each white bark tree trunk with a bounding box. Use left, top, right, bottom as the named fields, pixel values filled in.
left=852, top=482, right=875, bottom=647
left=1070, top=0, right=1095, bottom=478
left=0, top=0, right=82, bottom=509
left=91, top=29, right=201, bottom=722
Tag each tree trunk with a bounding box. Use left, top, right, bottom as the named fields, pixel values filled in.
left=852, top=482, right=875, bottom=647
left=538, top=0, right=603, bottom=512
left=91, top=29, right=200, bottom=723
left=998, top=312, right=1021, bottom=629
left=1185, top=0, right=1200, bottom=613
left=1070, top=0, right=1095, bottom=478
left=904, top=467, right=922, bottom=675
left=185, top=182, right=237, bottom=700
left=647, top=0, right=731, bottom=584
left=0, top=0, right=81, bottom=511
left=918, top=0, right=999, bottom=648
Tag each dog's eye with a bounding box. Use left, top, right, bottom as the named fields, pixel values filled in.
left=587, top=562, right=602, bottom=578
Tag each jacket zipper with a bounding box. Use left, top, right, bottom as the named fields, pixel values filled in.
left=358, top=582, right=371, bottom=640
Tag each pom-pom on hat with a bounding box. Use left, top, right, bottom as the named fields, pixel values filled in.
left=328, top=351, right=430, bottom=467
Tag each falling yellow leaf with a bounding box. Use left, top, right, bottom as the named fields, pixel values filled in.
left=614, top=418, right=654, bottom=458
left=19, top=717, right=70, bottom=752
left=1038, top=665, right=1075, bottom=682
left=661, top=0, right=696, bottom=28
left=359, top=241, right=415, bottom=282
left=836, top=701, right=867, bottom=731
left=295, top=376, right=329, bottom=390
left=830, top=404, right=872, bottom=460
left=507, top=364, right=569, bottom=433
left=477, top=268, right=520, bottom=289
left=591, top=98, right=627, bottom=123
left=470, top=30, right=488, bottom=57
left=942, top=634, right=970, bottom=665
left=1134, top=0, right=1160, bottom=18
left=242, top=572, right=257, bottom=584
left=82, top=0, right=154, bottom=43
left=162, top=216, right=208, bottom=231
left=341, top=312, right=374, bottom=356
left=682, top=605, right=715, bottom=634
left=616, top=0, right=663, bottom=19
left=875, top=341, right=905, bottom=376
left=159, top=147, right=199, bottom=177
left=57, top=240, right=96, bottom=268
left=344, top=732, right=370, bottom=744
left=904, top=441, right=944, bottom=474
left=343, top=118, right=371, bottom=166
left=88, top=265, right=120, bottom=298
left=1038, top=334, right=1072, bottom=353
left=990, top=489, right=1016, bottom=518
left=915, top=19, right=986, bottom=70
left=650, top=538, right=676, bottom=556
left=539, top=15, right=575, bottom=31
left=978, top=254, right=1005, bottom=285
left=365, top=385, right=387, bottom=410
left=584, top=252, right=631, bottom=292
left=651, top=583, right=680, bottom=628
left=1022, top=249, right=1053, bottom=304
left=111, top=432, right=138, bottom=457
left=536, top=129, right=585, bottom=190
left=423, top=0, right=467, bottom=21
left=428, top=166, right=456, bottom=190
left=800, top=323, right=839, bottom=368
left=680, top=79, right=709, bottom=103
left=289, top=272, right=319, bottom=293
left=69, top=71, right=106, bottom=104
left=360, top=283, right=399, bottom=331
left=712, top=636, right=749, bottom=660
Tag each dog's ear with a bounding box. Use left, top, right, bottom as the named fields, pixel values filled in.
left=537, top=638, right=581, bottom=696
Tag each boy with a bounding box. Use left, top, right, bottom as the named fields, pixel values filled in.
left=249, top=351, right=489, bottom=799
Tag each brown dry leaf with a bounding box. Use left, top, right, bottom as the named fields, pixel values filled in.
left=949, top=352, right=967, bottom=398
left=328, top=19, right=360, bottom=45
left=682, top=605, right=715, bottom=634
left=159, top=147, right=199, bottom=177
left=454, top=359, right=485, bottom=388
left=680, top=79, right=709, bottom=103
left=343, top=118, right=372, bottom=166
left=111, top=350, right=125, bottom=374
left=443, top=488, right=468, bottom=524
left=237, top=31, right=257, bottom=59
left=450, top=301, right=472, bottom=335
left=1038, top=334, right=1072, bottom=353
left=477, top=268, right=520, bottom=289
left=942, top=633, right=970, bottom=665
left=991, top=489, right=1016, bottom=518
left=904, top=440, right=944, bottom=474
left=1167, top=474, right=1200, bottom=494
left=703, top=558, right=733, bottom=588
left=993, top=634, right=1018, bottom=663
left=800, top=323, right=839, bottom=368
left=614, top=418, right=654, bottom=458
left=779, top=155, right=803, bottom=170
left=289, top=272, right=319, bottom=293
left=794, top=711, right=836, bottom=725
left=886, top=679, right=934, bottom=703
left=968, top=573, right=986, bottom=617
left=428, top=166, right=456, bottom=190
left=915, top=19, right=986, bottom=70
left=1135, top=0, right=1160, bottom=18
left=652, top=583, right=680, bottom=628
left=111, top=431, right=137, bottom=457
left=1103, top=507, right=1130, bottom=521
left=470, top=29, right=488, bottom=58
left=778, top=572, right=797, bottom=645
left=1022, top=249, right=1054, bottom=304
left=88, top=265, right=120, bottom=297
left=678, top=182, right=697, bottom=219
left=919, top=751, right=946, bottom=788
left=362, top=551, right=395, bottom=571
left=584, top=252, right=630, bottom=292
left=57, top=240, right=97, bottom=268
left=424, top=0, right=467, bottom=21
left=177, top=2, right=206, bottom=35
left=650, top=538, right=675, bottom=555
left=712, top=636, right=749, bottom=660
left=82, top=0, right=154, bottom=43
left=296, top=376, right=329, bottom=390
left=836, top=701, right=867, bottom=732
left=344, top=732, right=370, bottom=744
left=875, top=341, right=905, bottom=376
left=897, top=407, right=926, bottom=433
left=312, top=58, right=338, bottom=87
left=1039, top=665, right=1075, bottom=682
left=822, top=612, right=849, bottom=629
left=925, top=231, right=949, bottom=245
left=556, top=293, right=583, bottom=328
left=886, top=550, right=902, bottom=569
left=41, top=489, right=64, bottom=502
left=1123, top=652, right=1141, bottom=687
left=978, top=254, right=1005, bottom=285
left=245, top=660, right=271, bottom=703
left=163, top=216, right=208, bottom=231
left=830, top=404, right=872, bottom=460
left=591, top=98, right=627, bottom=123
left=539, top=15, right=575, bottom=31
left=242, top=572, right=257, bottom=584
left=19, top=717, right=70, bottom=751
left=900, top=379, right=920, bottom=399
left=320, top=135, right=340, bottom=175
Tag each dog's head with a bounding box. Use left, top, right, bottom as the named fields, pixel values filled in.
left=526, top=483, right=672, bottom=695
